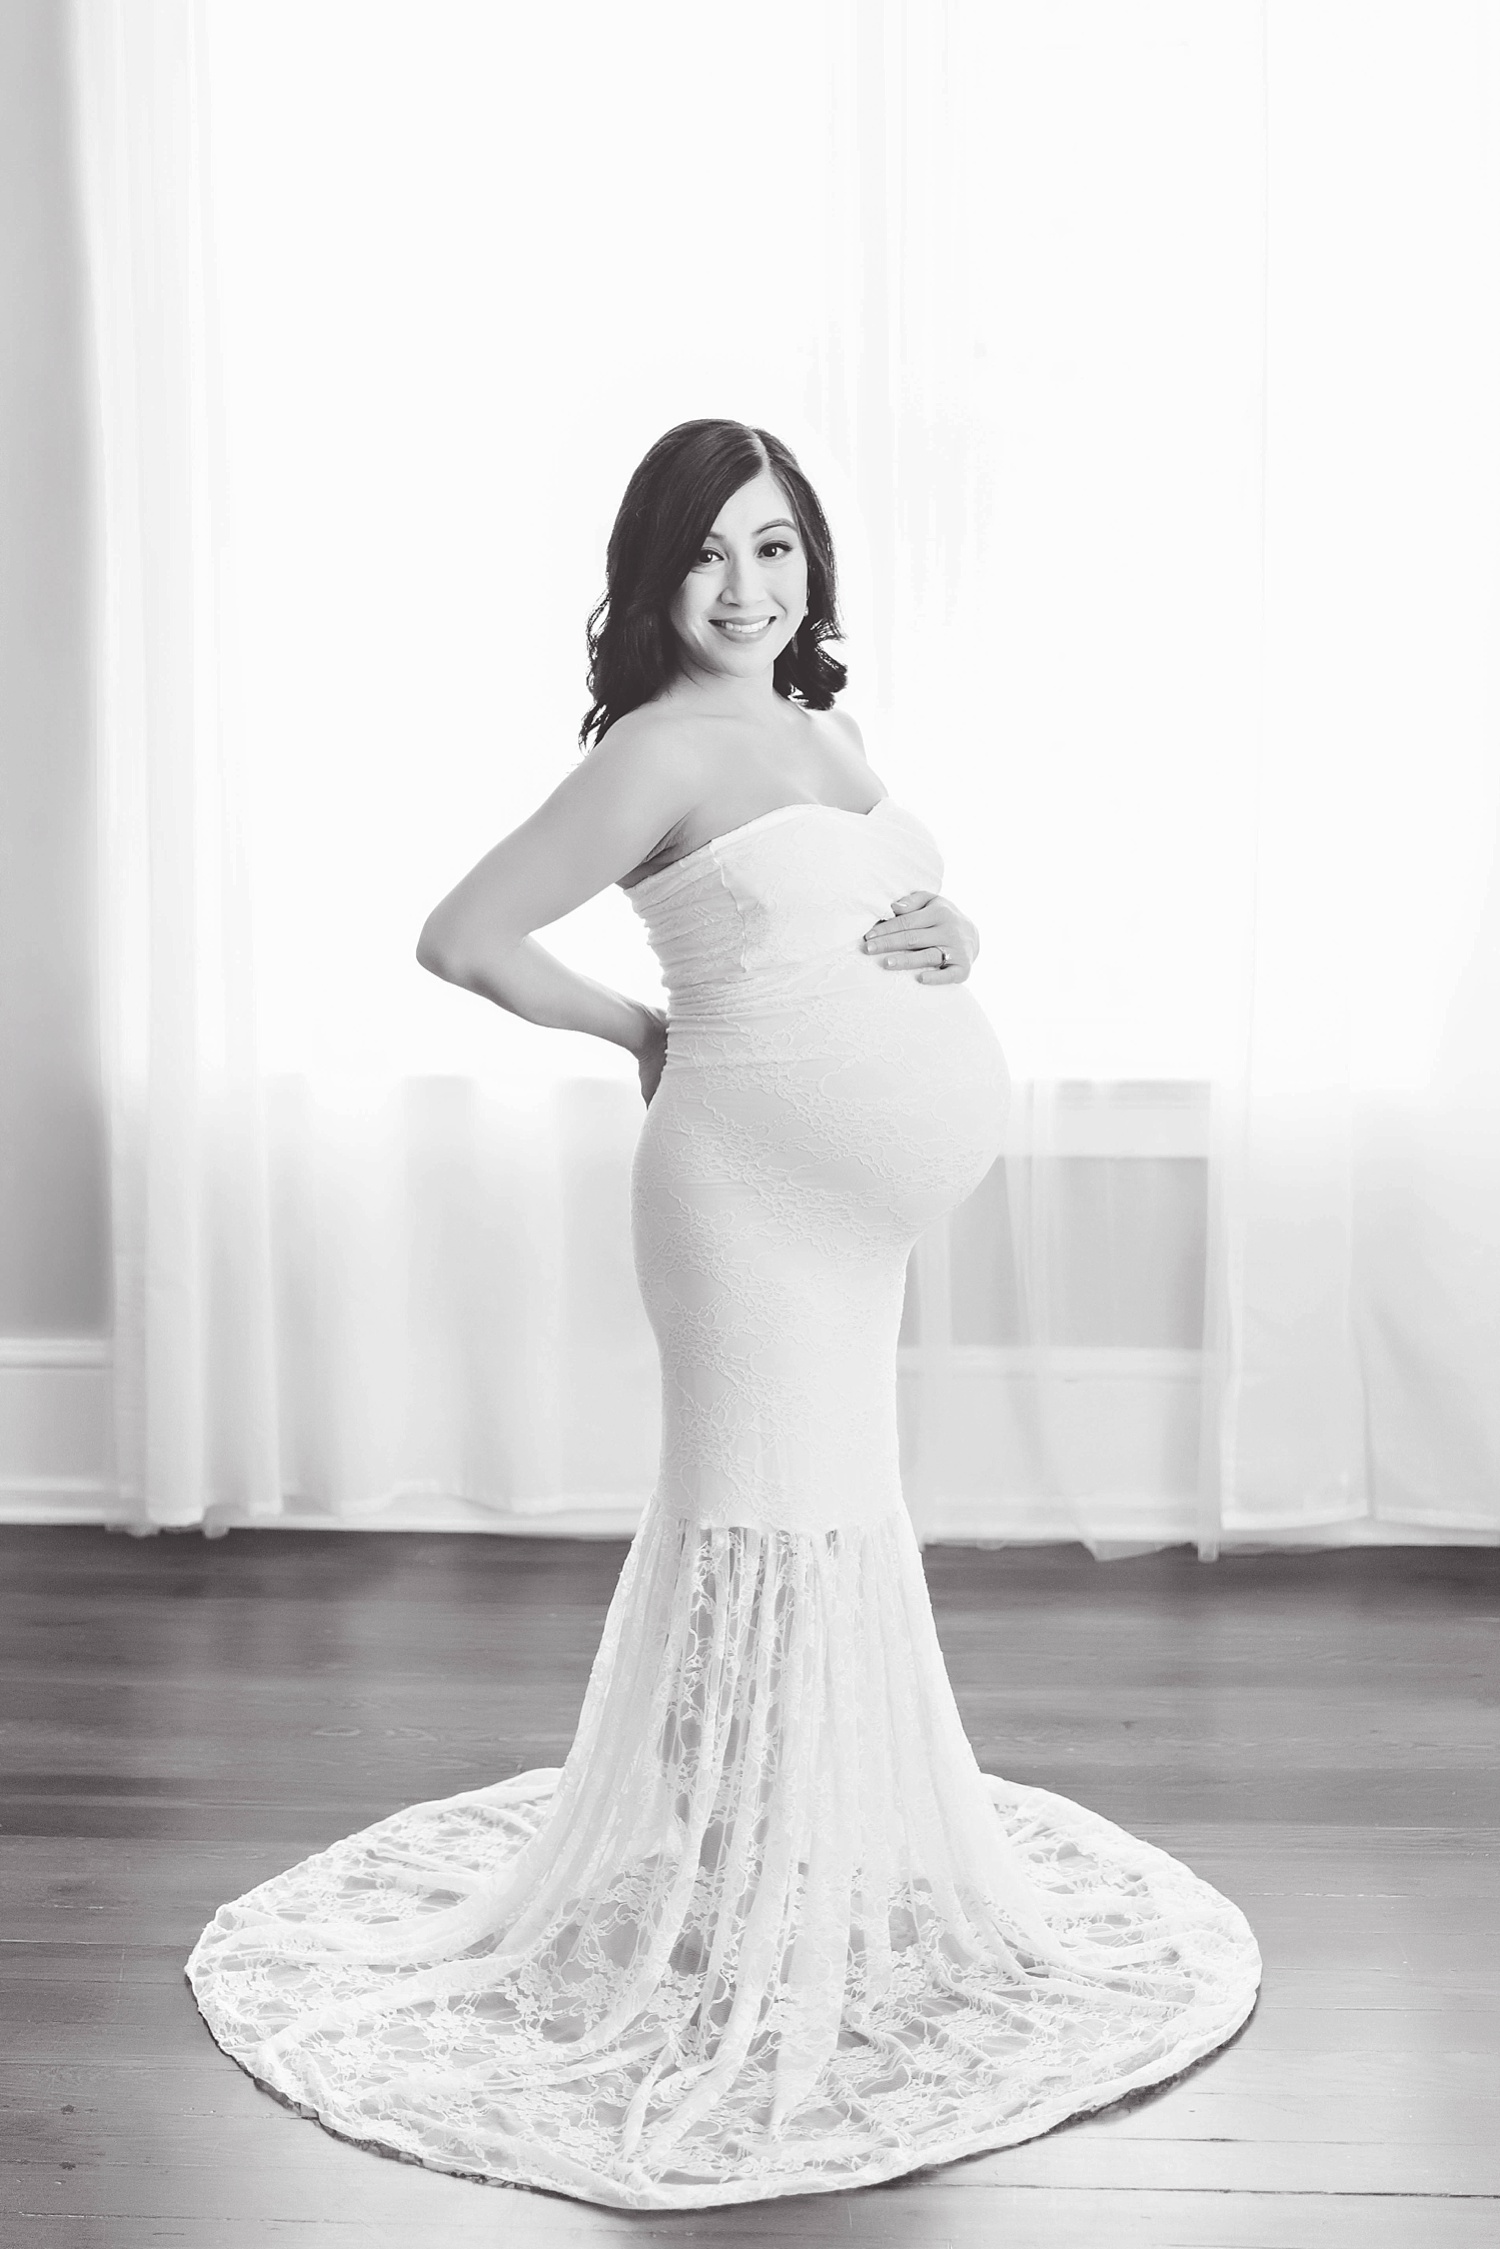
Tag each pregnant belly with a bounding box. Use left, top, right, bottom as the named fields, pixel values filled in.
left=634, top=975, right=1009, bottom=1532
left=645, top=975, right=1010, bottom=1247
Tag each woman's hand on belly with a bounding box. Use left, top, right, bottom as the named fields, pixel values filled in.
left=862, top=891, right=980, bottom=984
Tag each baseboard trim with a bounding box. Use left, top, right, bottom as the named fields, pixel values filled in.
left=0, top=1476, right=116, bottom=1524
left=0, top=1484, right=1492, bottom=1549
left=0, top=1342, right=113, bottom=1512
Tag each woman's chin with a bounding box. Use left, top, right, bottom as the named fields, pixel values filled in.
left=677, top=636, right=787, bottom=685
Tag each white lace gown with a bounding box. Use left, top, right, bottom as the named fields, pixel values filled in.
left=187, top=795, right=1261, bottom=2209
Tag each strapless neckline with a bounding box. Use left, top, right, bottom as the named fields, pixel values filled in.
left=622, top=793, right=892, bottom=894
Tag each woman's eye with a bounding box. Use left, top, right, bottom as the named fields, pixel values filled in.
left=692, top=541, right=795, bottom=566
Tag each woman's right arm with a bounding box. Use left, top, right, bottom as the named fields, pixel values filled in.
left=415, top=719, right=693, bottom=1079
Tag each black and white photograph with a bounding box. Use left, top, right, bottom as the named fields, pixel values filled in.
left=2, top=2, right=1497, bottom=2242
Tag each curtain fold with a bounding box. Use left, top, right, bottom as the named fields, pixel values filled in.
left=68, top=0, right=1500, bottom=1547
left=71, top=0, right=280, bottom=1528
left=261, top=1074, right=657, bottom=1529
left=1198, top=0, right=1500, bottom=1549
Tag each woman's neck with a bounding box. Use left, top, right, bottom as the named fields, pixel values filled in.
left=660, top=668, right=793, bottom=726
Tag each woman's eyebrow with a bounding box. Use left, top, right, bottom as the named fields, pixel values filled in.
left=704, top=518, right=798, bottom=541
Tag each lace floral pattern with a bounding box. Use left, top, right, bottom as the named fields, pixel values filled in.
left=188, top=799, right=1260, bottom=2208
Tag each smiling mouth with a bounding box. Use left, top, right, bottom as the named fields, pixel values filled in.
left=711, top=617, right=775, bottom=640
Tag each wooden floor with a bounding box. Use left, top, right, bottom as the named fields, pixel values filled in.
left=2, top=1528, right=1496, bottom=2248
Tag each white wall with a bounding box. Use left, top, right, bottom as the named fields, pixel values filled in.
left=0, top=0, right=110, bottom=1511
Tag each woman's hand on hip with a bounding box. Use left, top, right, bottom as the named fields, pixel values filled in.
left=861, top=892, right=979, bottom=984
left=632, top=1004, right=670, bottom=1105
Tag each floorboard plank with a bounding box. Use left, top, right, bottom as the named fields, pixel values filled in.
left=5, top=2187, right=1500, bottom=2249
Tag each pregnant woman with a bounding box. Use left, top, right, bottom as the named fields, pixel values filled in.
left=187, top=419, right=1260, bottom=2209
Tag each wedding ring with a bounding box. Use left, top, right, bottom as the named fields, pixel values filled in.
left=938, top=948, right=951, bottom=969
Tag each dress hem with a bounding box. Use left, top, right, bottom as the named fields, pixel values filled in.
left=186, top=1969, right=1261, bottom=2212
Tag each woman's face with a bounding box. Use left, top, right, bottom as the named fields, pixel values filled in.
left=669, top=468, right=809, bottom=684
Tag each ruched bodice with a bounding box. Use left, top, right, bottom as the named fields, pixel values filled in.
left=625, top=795, right=998, bottom=1074
left=186, top=785, right=1260, bottom=2212
left=626, top=796, right=936, bottom=1033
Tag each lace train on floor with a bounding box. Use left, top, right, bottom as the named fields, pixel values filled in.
left=187, top=1499, right=1260, bottom=2210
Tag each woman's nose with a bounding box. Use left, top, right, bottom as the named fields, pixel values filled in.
left=721, top=554, right=760, bottom=603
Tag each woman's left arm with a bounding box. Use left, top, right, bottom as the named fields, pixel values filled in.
left=862, top=891, right=980, bottom=985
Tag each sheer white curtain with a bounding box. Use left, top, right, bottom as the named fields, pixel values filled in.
left=70, top=0, right=280, bottom=1528
left=1199, top=3, right=1500, bottom=1548
left=71, top=0, right=1500, bottom=1547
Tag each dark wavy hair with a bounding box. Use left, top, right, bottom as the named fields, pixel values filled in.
left=580, top=419, right=847, bottom=745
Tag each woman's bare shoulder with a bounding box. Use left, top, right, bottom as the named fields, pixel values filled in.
left=821, top=703, right=869, bottom=757
left=584, top=701, right=701, bottom=774
left=812, top=704, right=879, bottom=780
left=576, top=704, right=706, bottom=808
